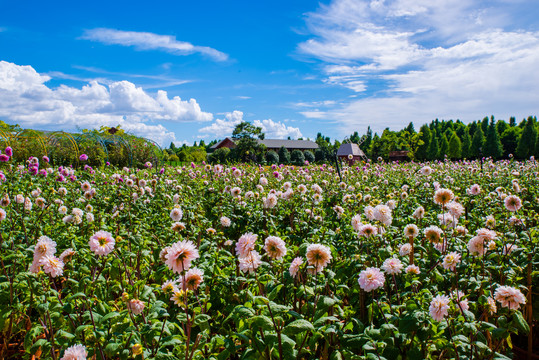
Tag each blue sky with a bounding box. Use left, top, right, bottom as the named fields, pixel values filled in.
left=1, top=0, right=538, bottom=146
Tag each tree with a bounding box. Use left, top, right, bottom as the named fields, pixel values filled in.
left=461, top=128, right=471, bottom=159
left=278, top=147, right=291, bottom=164
left=232, top=121, right=264, bottom=140
left=265, top=151, right=279, bottom=164
left=427, top=135, right=439, bottom=160
left=484, top=119, right=503, bottom=159
left=232, top=121, right=266, bottom=162
left=470, top=125, right=485, bottom=158
left=438, top=133, right=449, bottom=159
left=314, top=149, right=325, bottom=163
left=290, top=150, right=305, bottom=165
left=500, top=127, right=520, bottom=157
left=515, top=116, right=537, bottom=159
left=447, top=132, right=462, bottom=159
left=415, top=125, right=431, bottom=160
left=304, top=150, right=315, bottom=163
left=209, top=147, right=230, bottom=164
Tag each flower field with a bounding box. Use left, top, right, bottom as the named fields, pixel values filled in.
left=0, top=154, right=538, bottom=360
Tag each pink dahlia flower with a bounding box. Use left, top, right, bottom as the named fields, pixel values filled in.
left=89, top=230, right=115, bottom=256
left=358, top=267, right=385, bottom=292
left=165, top=240, right=199, bottom=273
left=494, top=285, right=526, bottom=310
left=429, top=294, right=450, bottom=321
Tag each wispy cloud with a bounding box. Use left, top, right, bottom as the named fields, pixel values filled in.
left=298, top=0, right=539, bottom=135
left=80, top=28, right=228, bottom=62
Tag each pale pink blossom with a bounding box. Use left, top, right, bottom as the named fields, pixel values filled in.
left=89, top=230, right=115, bottom=256
left=60, top=344, right=87, bottom=360
left=128, top=299, right=145, bottom=315
left=235, top=233, right=257, bottom=258
left=467, top=236, right=487, bottom=256
left=382, top=258, right=403, bottom=275
left=358, top=267, right=385, bottom=292
left=399, top=243, right=412, bottom=256
left=289, top=257, right=303, bottom=278
left=433, top=188, right=454, bottom=206
left=429, top=295, right=451, bottom=321
left=238, top=250, right=262, bottom=273
left=504, top=195, right=522, bottom=212
left=442, top=252, right=461, bottom=271
left=403, top=224, right=419, bottom=238
left=40, top=255, right=64, bottom=277
left=405, top=265, right=420, bottom=275
left=264, top=236, right=287, bottom=260
left=184, top=268, right=204, bottom=290
left=165, top=240, right=199, bottom=273
left=494, top=286, right=526, bottom=310
left=306, top=244, right=332, bottom=270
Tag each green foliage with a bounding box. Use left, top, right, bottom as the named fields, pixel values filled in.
left=515, top=116, right=537, bottom=159
left=447, top=132, right=462, bottom=159
left=209, top=147, right=230, bottom=164
left=265, top=150, right=279, bottom=165
left=304, top=150, right=315, bottom=163
left=484, top=119, right=503, bottom=159
left=470, top=125, right=485, bottom=158
left=279, top=146, right=291, bottom=164
left=290, top=149, right=305, bottom=165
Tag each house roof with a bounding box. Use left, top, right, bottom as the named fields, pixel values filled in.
left=211, top=137, right=319, bottom=150
left=210, top=137, right=236, bottom=149
left=257, top=139, right=318, bottom=150
left=337, top=143, right=365, bottom=157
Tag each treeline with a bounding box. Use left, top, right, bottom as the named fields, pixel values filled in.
left=356, top=115, right=538, bottom=161
left=164, top=115, right=539, bottom=164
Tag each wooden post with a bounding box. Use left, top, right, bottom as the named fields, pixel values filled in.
left=527, top=253, right=533, bottom=360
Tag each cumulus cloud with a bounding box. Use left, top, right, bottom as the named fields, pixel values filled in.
left=0, top=61, right=213, bottom=145
left=298, top=0, right=539, bottom=135
left=199, top=111, right=303, bottom=139
left=81, top=28, right=228, bottom=62
left=253, top=119, right=302, bottom=139
left=198, top=111, right=244, bottom=136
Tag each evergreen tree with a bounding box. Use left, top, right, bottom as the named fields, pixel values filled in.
left=481, top=116, right=489, bottom=134
left=461, top=128, right=471, bottom=159
left=483, top=119, right=503, bottom=159
left=278, top=146, right=291, bottom=164
left=470, top=125, right=485, bottom=158
left=509, top=116, right=516, bottom=127
left=447, top=132, right=462, bottom=159
left=427, top=135, right=439, bottom=160
left=515, top=116, right=537, bottom=159
left=438, top=133, right=449, bottom=159
left=415, top=125, right=431, bottom=160
left=500, top=127, right=521, bottom=157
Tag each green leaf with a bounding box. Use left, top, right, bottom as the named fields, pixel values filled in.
left=398, top=315, right=420, bottom=333
left=104, top=342, right=121, bottom=357
left=512, top=311, right=530, bottom=334
left=283, top=319, right=315, bottom=336
left=250, top=315, right=273, bottom=330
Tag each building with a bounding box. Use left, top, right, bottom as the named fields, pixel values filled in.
left=388, top=151, right=409, bottom=162
left=337, top=143, right=367, bottom=164
left=210, top=137, right=318, bottom=152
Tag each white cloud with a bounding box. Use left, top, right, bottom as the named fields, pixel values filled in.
left=253, top=119, right=303, bottom=139
left=198, top=111, right=244, bottom=136
left=0, top=61, right=214, bottom=145
left=298, top=0, right=539, bottom=135
left=199, top=111, right=303, bottom=139
left=81, top=28, right=228, bottom=62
